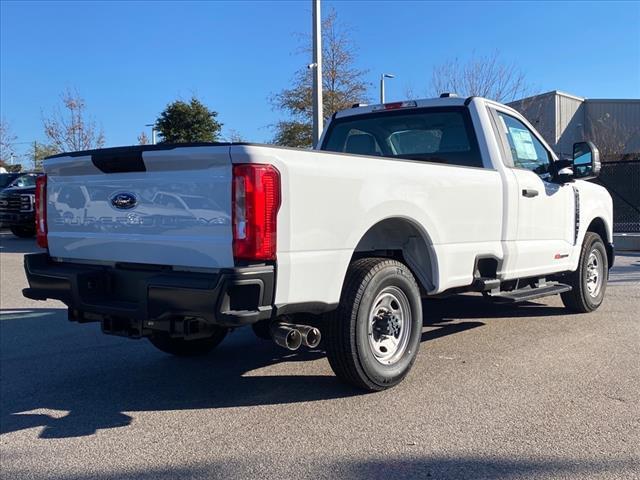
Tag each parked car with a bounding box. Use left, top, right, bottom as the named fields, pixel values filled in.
left=0, top=173, right=38, bottom=237
left=22, top=96, right=613, bottom=391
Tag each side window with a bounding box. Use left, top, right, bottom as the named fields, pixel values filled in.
left=497, top=112, right=551, bottom=177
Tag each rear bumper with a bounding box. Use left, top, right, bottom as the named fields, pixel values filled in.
left=23, top=253, right=275, bottom=337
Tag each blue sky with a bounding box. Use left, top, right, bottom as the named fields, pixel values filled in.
left=1, top=0, right=639, bottom=159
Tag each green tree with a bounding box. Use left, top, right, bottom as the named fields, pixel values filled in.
left=272, top=121, right=311, bottom=148
left=155, top=97, right=222, bottom=143
left=272, top=9, right=369, bottom=148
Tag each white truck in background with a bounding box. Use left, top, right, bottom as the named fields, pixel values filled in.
left=24, top=95, right=614, bottom=391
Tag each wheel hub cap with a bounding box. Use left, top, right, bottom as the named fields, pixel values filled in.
left=367, top=286, right=412, bottom=365
left=586, top=249, right=603, bottom=297
left=373, top=311, right=401, bottom=337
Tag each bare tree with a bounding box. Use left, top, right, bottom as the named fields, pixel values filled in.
left=586, top=113, right=640, bottom=162
left=271, top=9, right=370, bottom=147
left=138, top=131, right=150, bottom=145
left=0, top=119, right=17, bottom=167
left=430, top=51, right=529, bottom=103
left=224, top=128, right=244, bottom=143
left=43, top=89, right=105, bottom=152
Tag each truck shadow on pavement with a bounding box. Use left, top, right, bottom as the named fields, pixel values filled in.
left=0, top=296, right=568, bottom=440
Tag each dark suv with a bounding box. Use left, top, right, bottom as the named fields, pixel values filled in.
left=0, top=173, right=38, bottom=237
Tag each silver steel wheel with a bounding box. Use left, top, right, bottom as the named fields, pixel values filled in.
left=586, top=249, right=604, bottom=297
left=367, top=286, right=412, bottom=365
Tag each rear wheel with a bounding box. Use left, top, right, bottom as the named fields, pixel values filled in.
left=325, top=258, right=422, bottom=391
left=10, top=225, right=36, bottom=238
left=561, top=232, right=608, bottom=313
left=148, top=327, right=228, bottom=356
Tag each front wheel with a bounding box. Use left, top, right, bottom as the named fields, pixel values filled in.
left=325, top=258, right=423, bottom=391
left=561, top=232, right=608, bottom=313
left=148, top=327, right=228, bottom=356
left=10, top=225, right=36, bottom=238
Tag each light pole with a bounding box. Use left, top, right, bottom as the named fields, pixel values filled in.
left=380, top=73, right=395, bottom=104
left=145, top=123, right=157, bottom=145
left=311, top=0, right=323, bottom=148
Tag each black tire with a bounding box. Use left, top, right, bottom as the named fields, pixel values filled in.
left=148, top=327, right=228, bottom=356
left=10, top=225, right=36, bottom=238
left=325, top=257, right=423, bottom=391
left=561, top=232, right=608, bottom=313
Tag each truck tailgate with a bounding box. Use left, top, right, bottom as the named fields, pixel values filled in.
left=44, top=145, right=234, bottom=269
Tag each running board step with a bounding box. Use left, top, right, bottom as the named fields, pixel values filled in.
left=472, top=277, right=501, bottom=291
left=489, top=283, right=572, bottom=303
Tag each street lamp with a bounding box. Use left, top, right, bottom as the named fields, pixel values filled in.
left=380, top=73, right=395, bottom=104
left=145, top=123, right=157, bottom=145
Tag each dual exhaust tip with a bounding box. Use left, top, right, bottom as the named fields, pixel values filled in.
left=271, top=322, right=321, bottom=351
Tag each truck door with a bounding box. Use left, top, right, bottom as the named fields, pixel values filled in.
left=492, top=110, right=574, bottom=278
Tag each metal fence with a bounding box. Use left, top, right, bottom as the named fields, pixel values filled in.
left=593, top=159, right=640, bottom=233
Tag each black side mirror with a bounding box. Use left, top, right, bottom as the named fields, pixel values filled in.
left=551, top=158, right=574, bottom=183
left=573, top=141, right=601, bottom=180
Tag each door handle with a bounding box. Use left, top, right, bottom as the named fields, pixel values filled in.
left=522, top=188, right=539, bottom=198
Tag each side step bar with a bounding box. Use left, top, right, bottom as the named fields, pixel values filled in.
left=472, top=277, right=501, bottom=292
left=489, top=283, right=572, bottom=303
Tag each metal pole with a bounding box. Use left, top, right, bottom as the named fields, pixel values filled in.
left=311, top=0, right=323, bottom=148
left=152, top=127, right=157, bottom=145
left=380, top=74, right=394, bottom=104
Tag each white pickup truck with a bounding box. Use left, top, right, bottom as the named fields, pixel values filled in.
left=24, top=95, right=614, bottom=391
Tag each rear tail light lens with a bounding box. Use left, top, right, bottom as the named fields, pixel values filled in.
left=232, top=164, right=281, bottom=262
left=35, top=174, right=48, bottom=248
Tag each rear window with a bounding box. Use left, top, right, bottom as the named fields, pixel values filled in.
left=322, top=107, right=483, bottom=168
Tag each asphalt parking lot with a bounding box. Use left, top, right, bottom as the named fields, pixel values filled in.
left=1, top=230, right=638, bottom=480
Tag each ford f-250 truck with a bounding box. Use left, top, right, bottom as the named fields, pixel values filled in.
left=23, top=96, right=614, bottom=391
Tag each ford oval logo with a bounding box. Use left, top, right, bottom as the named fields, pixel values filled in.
left=110, top=192, right=137, bottom=210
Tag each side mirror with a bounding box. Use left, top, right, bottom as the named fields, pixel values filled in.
left=552, top=158, right=574, bottom=183
left=572, top=141, right=601, bottom=180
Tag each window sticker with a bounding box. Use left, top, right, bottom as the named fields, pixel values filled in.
left=508, top=126, right=538, bottom=160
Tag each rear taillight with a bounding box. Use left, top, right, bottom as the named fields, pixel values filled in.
left=35, top=174, right=48, bottom=248
left=232, top=164, right=280, bottom=262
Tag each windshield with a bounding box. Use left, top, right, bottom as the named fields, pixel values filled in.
left=8, top=175, right=36, bottom=188
left=322, top=107, right=483, bottom=168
